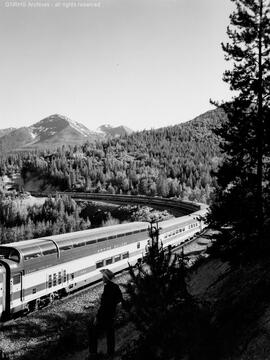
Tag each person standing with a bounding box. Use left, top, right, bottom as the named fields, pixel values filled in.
left=88, top=269, right=123, bottom=359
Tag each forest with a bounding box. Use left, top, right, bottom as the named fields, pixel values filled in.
left=0, top=189, right=172, bottom=244
left=0, top=107, right=226, bottom=205
left=0, top=109, right=225, bottom=244
left=0, top=192, right=90, bottom=244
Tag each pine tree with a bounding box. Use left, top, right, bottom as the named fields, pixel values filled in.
left=210, top=0, right=270, bottom=254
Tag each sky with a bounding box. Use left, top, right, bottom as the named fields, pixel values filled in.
left=0, top=0, right=234, bottom=131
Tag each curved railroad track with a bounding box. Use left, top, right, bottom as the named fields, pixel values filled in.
left=29, top=191, right=206, bottom=215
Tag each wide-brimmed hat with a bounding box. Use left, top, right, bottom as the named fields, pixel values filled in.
left=100, top=268, right=114, bottom=281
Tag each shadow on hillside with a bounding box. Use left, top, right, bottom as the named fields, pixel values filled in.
left=3, top=310, right=89, bottom=360
left=212, top=261, right=270, bottom=359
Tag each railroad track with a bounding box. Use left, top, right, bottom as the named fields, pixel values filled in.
left=29, top=191, right=205, bottom=215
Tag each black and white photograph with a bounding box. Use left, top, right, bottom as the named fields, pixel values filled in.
left=0, top=0, right=269, bottom=359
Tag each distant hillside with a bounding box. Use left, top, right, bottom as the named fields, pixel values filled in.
left=187, top=107, right=226, bottom=126
left=0, top=127, right=36, bottom=153
left=0, top=127, right=16, bottom=138
left=122, top=107, right=227, bottom=161
left=97, top=124, right=133, bottom=137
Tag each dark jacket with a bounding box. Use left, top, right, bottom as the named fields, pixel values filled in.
left=97, top=281, right=122, bottom=324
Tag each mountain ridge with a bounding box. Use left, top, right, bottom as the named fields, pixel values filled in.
left=0, top=108, right=225, bottom=153
left=0, top=114, right=135, bottom=152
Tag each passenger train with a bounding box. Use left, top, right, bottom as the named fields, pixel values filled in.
left=0, top=205, right=207, bottom=320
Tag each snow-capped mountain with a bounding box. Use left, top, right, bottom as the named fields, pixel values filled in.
left=96, top=124, right=133, bottom=137
left=0, top=115, right=134, bottom=152
left=0, top=114, right=99, bottom=152
left=29, top=114, right=95, bottom=142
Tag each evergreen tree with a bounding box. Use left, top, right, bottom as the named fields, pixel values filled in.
left=210, top=0, right=270, bottom=255
left=123, top=235, right=217, bottom=360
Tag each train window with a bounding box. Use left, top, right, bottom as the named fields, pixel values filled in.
left=59, top=239, right=74, bottom=251
left=9, top=250, right=20, bottom=262
left=60, top=245, right=73, bottom=251
left=63, top=270, right=67, bottom=282
left=96, top=261, right=104, bottom=269
left=108, top=235, right=116, bottom=240
left=32, top=288, right=36, bottom=294
left=48, top=275, right=52, bottom=288
left=39, top=242, right=57, bottom=256
left=98, top=237, right=107, bottom=243
left=23, top=245, right=42, bottom=261
left=86, top=240, right=96, bottom=245
left=114, top=255, right=121, bottom=262
left=58, top=272, right=62, bottom=284
left=71, top=273, right=74, bottom=280
left=13, top=274, right=21, bottom=285
left=74, top=241, right=85, bottom=248
left=105, top=258, right=113, bottom=265
left=24, top=253, right=42, bottom=261
left=122, top=252, right=129, bottom=259
left=43, top=249, right=57, bottom=256
left=53, top=273, right=57, bottom=286
left=137, top=242, right=140, bottom=249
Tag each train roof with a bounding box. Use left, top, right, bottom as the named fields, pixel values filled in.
left=48, top=221, right=147, bottom=242
left=0, top=210, right=207, bottom=263
left=0, top=221, right=148, bottom=252
left=160, top=215, right=193, bottom=228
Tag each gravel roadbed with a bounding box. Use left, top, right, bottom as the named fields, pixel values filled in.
left=0, top=274, right=130, bottom=360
